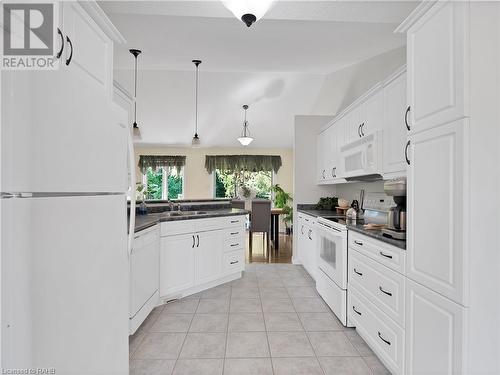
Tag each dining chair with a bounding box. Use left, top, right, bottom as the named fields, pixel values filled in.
left=249, top=199, right=271, bottom=253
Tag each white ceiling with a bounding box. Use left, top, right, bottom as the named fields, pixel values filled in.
left=101, top=1, right=416, bottom=147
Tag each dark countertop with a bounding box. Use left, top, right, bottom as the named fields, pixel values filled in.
left=132, top=208, right=249, bottom=233
left=347, top=223, right=406, bottom=250
left=297, top=208, right=342, bottom=218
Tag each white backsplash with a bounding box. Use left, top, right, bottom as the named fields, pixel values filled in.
left=334, top=180, right=386, bottom=205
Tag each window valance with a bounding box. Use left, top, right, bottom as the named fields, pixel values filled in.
left=205, top=155, right=282, bottom=173
left=138, top=155, right=186, bottom=173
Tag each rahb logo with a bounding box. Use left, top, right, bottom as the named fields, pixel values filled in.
left=2, top=1, right=58, bottom=70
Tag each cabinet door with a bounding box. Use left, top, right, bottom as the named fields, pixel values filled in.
left=363, top=89, right=384, bottom=136
left=316, top=134, right=325, bottom=183
left=405, top=279, right=465, bottom=375
left=383, top=71, right=408, bottom=176
left=196, top=230, right=224, bottom=285
left=407, top=1, right=468, bottom=132
left=345, top=105, right=364, bottom=143
left=63, top=1, right=113, bottom=94
left=324, top=126, right=335, bottom=181
left=160, top=234, right=195, bottom=296
left=407, top=120, right=469, bottom=305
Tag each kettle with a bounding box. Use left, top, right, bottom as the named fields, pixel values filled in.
left=346, top=200, right=359, bottom=221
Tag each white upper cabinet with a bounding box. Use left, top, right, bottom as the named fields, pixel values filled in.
left=316, top=133, right=326, bottom=183
left=383, top=69, right=408, bottom=176
left=404, top=1, right=469, bottom=132
left=363, top=89, right=384, bottom=137
left=406, top=120, right=469, bottom=305
left=345, top=105, right=364, bottom=143
left=63, top=2, right=114, bottom=94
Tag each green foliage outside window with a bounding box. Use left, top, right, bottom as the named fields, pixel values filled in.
left=144, top=167, right=184, bottom=200
left=214, top=169, right=272, bottom=199
left=146, top=168, right=163, bottom=200
left=167, top=174, right=183, bottom=200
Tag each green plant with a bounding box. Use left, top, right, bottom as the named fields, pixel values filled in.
left=272, top=184, right=293, bottom=226
left=315, top=196, right=339, bottom=211
left=240, top=185, right=252, bottom=198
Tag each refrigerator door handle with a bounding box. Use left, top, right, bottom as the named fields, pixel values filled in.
left=127, top=126, right=136, bottom=257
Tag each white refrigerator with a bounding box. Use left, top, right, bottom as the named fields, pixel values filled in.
left=1, top=68, right=130, bottom=373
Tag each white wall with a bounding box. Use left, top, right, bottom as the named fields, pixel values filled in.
left=311, top=47, right=406, bottom=115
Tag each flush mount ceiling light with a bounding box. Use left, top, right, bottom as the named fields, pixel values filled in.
left=222, top=0, right=275, bottom=27
left=191, top=59, right=202, bottom=148
left=130, top=48, right=142, bottom=140
left=237, top=105, right=254, bottom=146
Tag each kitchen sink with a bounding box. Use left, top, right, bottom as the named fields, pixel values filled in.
left=163, top=211, right=208, bottom=217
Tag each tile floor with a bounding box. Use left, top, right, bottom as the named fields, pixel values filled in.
left=129, top=264, right=391, bottom=375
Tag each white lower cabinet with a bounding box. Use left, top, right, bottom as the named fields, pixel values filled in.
left=195, top=230, right=223, bottom=285
left=160, top=216, right=246, bottom=299
left=296, top=213, right=317, bottom=279
left=348, top=233, right=406, bottom=375
left=405, top=279, right=466, bottom=375
left=160, top=234, right=196, bottom=296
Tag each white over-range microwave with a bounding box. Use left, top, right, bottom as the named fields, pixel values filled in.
left=340, top=130, right=383, bottom=180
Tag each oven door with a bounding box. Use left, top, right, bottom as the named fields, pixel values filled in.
left=316, top=221, right=347, bottom=289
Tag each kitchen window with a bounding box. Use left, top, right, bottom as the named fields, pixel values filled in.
left=142, top=167, right=184, bottom=200
left=213, top=169, right=273, bottom=199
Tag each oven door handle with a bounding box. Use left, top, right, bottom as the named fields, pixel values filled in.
left=317, top=221, right=342, bottom=233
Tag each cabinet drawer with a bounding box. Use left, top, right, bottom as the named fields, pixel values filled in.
left=224, top=237, right=245, bottom=252
left=349, top=249, right=405, bottom=327
left=349, top=232, right=405, bottom=274
left=225, top=228, right=245, bottom=239
left=349, top=286, right=405, bottom=375
left=223, top=250, right=244, bottom=274
left=161, top=220, right=196, bottom=237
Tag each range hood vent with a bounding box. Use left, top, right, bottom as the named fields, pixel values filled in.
left=344, top=174, right=383, bottom=182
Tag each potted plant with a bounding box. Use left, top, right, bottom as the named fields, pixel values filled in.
left=271, top=184, right=293, bottom=234
left=136, top=183, right=148, bottom=215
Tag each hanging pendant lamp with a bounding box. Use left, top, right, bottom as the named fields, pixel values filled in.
left=129, top=49, right=142, bottom=140
left=222, top=0, right=275, bottom=27
left=191, top=59, right=202, bottom=148
left=237, top=105, right=254, bottom=146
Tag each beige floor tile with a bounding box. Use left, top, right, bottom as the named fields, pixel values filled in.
left=151, top=313, right=193, bottom=332
left=189, top=314, right=228, bottom=332
left=179, top=333, right=226, bottom=359
left=292, top=297, right=329, bottom=313
left=259, top=287, right=289, bottom=300
left=223, top=358, right=273, bottom=375
left=319, top=356, right=372, bottom=375
left=307, top=332, right=359, bottom=357
left=272, top=357, right=324, bottom=375
left=363, top=355, right=392, bottom=375
left=196, top=299, right=230, bottom=314
left=129, top=359, right=176, bottom=375
left=261, top=298, right=295, bottom=313
left=228, top=313, right=266, bottom=332
left=163, top=299, right=199, bottom=314
left=287, top=286, right=319, bottom=298
left=132, top=332, right=186, bottom=360
left=225, top=332, right=270, bottom=358
left=231, top=286, right=260, bottom=299
left=173, top=358, right=223, bottom=375
left=267, top=332, right=315, bottom=357
left=230, top=298, right=262, bottom=313
left=201, top=285, right=231, bottom=300
left=345, top=329, right=374, bottom=356
left=264, top=312, right=303, bottom=331
left=298, top=312, right=344, bottom=331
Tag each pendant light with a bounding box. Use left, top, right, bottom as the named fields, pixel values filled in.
left=237, top=104, right=254, bottom=146
left=191, top=59, right=202, bottom=148
left=222, top=0, right=275, bottom=27
left=129, top=49, right=142, bottom=140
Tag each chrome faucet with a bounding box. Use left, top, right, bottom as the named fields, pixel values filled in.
left=167, top=199, right=174, bottom=211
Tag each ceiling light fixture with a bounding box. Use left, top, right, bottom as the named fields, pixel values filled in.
left=238, top=105, right=254, bottom=146
left=222, top=0, right=275, bottom=27
left=130, top=48, right=142, bottom=140
left=191, top=59, right=202, bottom=148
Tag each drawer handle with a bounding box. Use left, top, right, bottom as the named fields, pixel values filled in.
left=354, top=240, right=363, bottom=246
left=353, top=268, right=363, bottom=276
left=230, top=260, right=239, bottom=265
left=230, top=220, right=239, bottom=223
left=230, top=232, right=239, bottom=235
left=379, top=286, right=393, bottom=296
left=352, top=306, right=362, bottom=316
left=192, top=235, right=195, bottom=248
left=379, top=251, right=393, bottom=259
left=230, top=243, right=239, bottom=247
left=378, top=331, right=391, bottom=346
